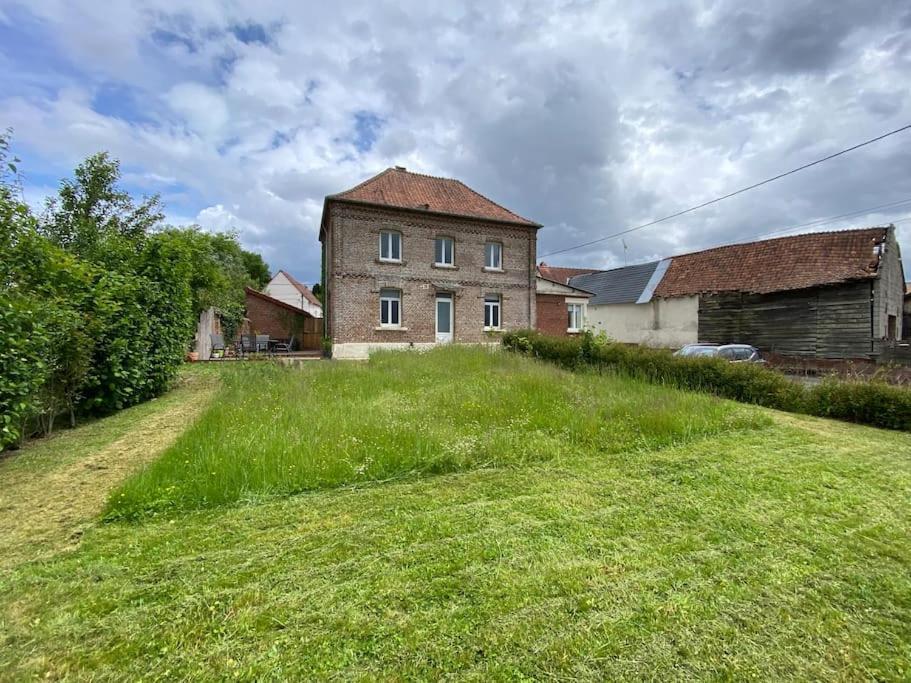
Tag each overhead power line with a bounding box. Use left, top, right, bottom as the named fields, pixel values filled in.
left=540, top=123, right=911, bottom=258
left=746, top=196, right=911, bottom=242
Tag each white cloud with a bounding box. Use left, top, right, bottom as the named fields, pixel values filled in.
left=2, top=0, right=910, bottom=282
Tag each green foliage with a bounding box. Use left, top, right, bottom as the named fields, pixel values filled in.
left=0, top=134, right=269, bottom=448
left=241, top=249, right=271, bottom=288
left=39, top=153, right=165, bottom=269
left=0, top=296, right=48, bottom=448
left=503, top=330, right=911, bottom=431
left=808, top=378, right=911, bottom=431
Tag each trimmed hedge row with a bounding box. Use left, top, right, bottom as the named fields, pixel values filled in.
left=502, top=330, right=911, bottom=432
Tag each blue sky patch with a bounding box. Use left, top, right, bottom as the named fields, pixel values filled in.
left=353, top=111, right=384, bottom=153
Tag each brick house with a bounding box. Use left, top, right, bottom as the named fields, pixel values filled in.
left=535, top=274, right=593, bottom=337
left=244, top=287, right=321, bottom=351
left=319, top=167, right=541, bottom=359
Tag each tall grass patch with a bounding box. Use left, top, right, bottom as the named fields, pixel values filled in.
left=106, top=347, right=764, bottom=519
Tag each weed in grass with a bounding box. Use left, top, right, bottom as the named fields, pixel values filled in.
left=106, top=347, right=767, bottom=519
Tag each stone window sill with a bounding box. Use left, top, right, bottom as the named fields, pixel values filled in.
left=374, top=326, right=409, bottom=332
left=432, top=263, right=459, bottom=270
left=483, top=267, right=505, bottom=273
left=567, top=329, right=582, bottom=334
left=484, top=327, right=503, bottom=333
left=376, top=259, right=406, bottom=266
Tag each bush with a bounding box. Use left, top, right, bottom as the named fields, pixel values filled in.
left=503, top=330, right=911, bottom=432
left=808, top=379, right=911, bottom=431
left=0, top=296, right=48, bottom=449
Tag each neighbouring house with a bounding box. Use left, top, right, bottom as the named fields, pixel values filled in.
left=264, top=270, right=323, bottom=318
left=563, top=226, right=904, bottom=360
left=570, top=259, right=697, bottom=348
left=319, top=166, right=541, bottom=359
left=535, top=274, right=593, bottom=337
left=245, top=287, right=321, bottom=351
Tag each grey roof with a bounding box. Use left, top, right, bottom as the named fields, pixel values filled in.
left=570, top=261, right=661, bottom=305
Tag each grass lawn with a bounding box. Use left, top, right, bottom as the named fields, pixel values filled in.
left=1, top=348, right=910, bottom=680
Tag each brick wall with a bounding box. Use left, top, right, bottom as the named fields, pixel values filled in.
left=536, top=293, right=569, bottom=336
left=323, top=203, right=538, bottom=345
left=245, top=291, right=320, bottom=350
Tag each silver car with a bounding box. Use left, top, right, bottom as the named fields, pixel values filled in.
left=674, top=343, right=764, bottom=363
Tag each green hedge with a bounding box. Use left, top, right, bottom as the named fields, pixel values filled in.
left=502, top=330, right=911, bottom=432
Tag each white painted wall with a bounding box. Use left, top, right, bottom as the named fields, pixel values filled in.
left=265, top=272, right=323, bottom=318
left=585, top=296, right=699, bottom=348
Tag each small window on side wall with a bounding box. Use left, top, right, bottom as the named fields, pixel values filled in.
left=484, top=294, right=501, bottom=330
left=485, top=242, right=502, bottom=270
left=380, top=288, right=401, bottom=326
left=379, top=231, right=401, bottom=262
left=435, top=237, right=454, bottom=266
left=567, top=303, right=583, bottom=332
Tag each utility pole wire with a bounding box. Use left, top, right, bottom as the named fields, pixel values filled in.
left=539, top=123, right=911, bottom=259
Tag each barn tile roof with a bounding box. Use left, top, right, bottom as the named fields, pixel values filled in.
left=278, top=270, right=322, bottom=308
left=570, top=261, right=661, bottom=305
left=654, top=227, right=889, bottom=297
left=329, top=167, right=540, bottom=227
left=537, top=263, right=602, bottom=284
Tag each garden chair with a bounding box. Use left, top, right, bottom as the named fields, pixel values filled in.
left=236, top=334, right=255, bottom=358
left=209, top=333, right=226, bottom=360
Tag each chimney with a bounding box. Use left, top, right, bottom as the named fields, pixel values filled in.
left=394, top=165, right=406, bottom=171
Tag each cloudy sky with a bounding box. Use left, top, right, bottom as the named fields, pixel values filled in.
left=2, top=1, right=910, bottom=284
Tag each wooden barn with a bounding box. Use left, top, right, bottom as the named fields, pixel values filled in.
left=654, top=226, right=905, bottom=359
left=562, top=226, right=905, bottom=361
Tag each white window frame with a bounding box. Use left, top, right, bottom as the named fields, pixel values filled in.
left=380, top=288, right=402, bottom=327
left=567, top=302, right=584, bottom=333
left=484, top=294, right=501, bottom=331
left=379, top=230, right=402, bottom=262
left=484, top=242, right=502, bottom=270
left=434, top=237, right=454, bottom=266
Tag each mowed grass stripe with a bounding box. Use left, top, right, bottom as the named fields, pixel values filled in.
left=3, top=423, right=910, bottom=679
left=106, top=347, right=765, bottom=519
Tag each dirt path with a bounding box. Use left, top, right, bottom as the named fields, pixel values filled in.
left=0, top=371, right=218, bottom=571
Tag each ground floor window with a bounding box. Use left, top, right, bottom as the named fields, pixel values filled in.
left=380, top=288, right=401, bottom=326
left=484, top=294, right=501, bottom=330
left=567, top=303, right=583, bottom=332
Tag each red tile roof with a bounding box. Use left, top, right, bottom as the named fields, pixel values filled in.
left=654, top=227, right=889, bottom=298
left=329, top=167, right=540, bottom=227
left=245, top=287, right=316, bottom=317
left=537, top=263, right=602, bottom=284
left=278, top=270, right=322, bottom=308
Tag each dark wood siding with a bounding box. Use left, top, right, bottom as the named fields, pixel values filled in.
left=698, top=281, right=873, bottom=358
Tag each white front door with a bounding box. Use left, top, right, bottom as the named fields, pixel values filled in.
left=435, top=294, right=453, bottom=343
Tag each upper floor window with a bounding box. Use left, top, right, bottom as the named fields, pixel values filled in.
left=567, top=303, right=584, bottom=333
left=484, top=294, right=501, bottom=330
left=379, top=231, right=401, bottom=262
left=380, top=288, right=401, bottom=326
left=484, top=242, right=502, bottom=270
left=434, top=237, right=454, bottom=266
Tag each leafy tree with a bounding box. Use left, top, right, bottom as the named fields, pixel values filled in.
left=242, top=249, right=271, bottom=288
left=39, top=153, right=164, bottom=270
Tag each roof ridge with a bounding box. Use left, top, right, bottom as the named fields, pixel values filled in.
left=569, top=261, right=659, bottom=278
left=327, top=167, right=396, bottom=199
left=669, top=225, right=889, bottom=261
left=451, top=178, right=538, bottom=226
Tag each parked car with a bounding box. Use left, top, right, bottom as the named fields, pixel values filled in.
left=674, top=343, right=764, bottom=363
